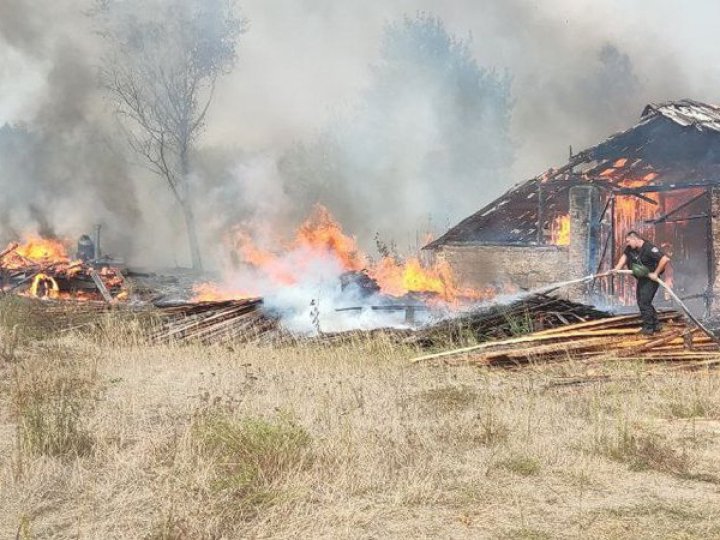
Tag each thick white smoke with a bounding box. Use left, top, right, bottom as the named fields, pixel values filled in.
left=0, top=0, right=718, bottom=268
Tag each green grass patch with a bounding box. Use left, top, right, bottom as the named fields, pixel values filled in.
left=599, top=428, right=691, bottom=475
left=419, top=385, right=478, bottom=411
left=667, top=398, right=715, bottom=419
left=499, top=454, right=542, bottom=476
left=192, top=412, right=312, bottom=511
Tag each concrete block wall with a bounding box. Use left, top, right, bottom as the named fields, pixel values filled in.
left=433, top=244, right=569, bottom=293
left=429, top=186, right=601, bottom=302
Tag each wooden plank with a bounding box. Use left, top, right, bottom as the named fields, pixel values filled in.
left=636, top=351, right=720, bottom=359
left=411, top=316, right=680, bottom=364
left=479, top=337, right=621, bottom=361
left=88, top=268, right=113, bottom=303
left=0, top=242, right=18, bottom=260
left=529, top=311, right=680, bottom=337
left=616, top=329, right=689, bottom=357
left=529, top=314, right=641, bottom=335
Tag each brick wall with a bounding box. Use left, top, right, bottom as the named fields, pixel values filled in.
left=432, top=244, right=569, bottom=292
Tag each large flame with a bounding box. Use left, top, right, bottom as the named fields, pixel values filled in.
left=369, top=256, right=498, bottom=302
left=5, top=235, right=70, bottom=268
left=369, top=256, right=451, bottom=297
left=195, top=204, right=494, bottom=304
left=16, top=236, right=68, bottom=262
left=295, top=205, right=365, bottom=271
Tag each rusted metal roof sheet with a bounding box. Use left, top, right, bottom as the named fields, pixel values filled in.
left=642, top=99, right=720, bottom=133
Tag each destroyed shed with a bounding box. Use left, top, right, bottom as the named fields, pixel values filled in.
left=424, top=99, right=720, bottom=316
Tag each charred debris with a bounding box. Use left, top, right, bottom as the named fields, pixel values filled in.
left=3, top=100, right=720, bottom=368
left=425, top=99, right=720, bottom=316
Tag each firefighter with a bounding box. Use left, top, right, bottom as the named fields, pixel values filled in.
left=613, top=231, right=671, bottom=335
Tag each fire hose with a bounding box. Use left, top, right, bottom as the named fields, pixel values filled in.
left=536, top=269, right=718, bottom=343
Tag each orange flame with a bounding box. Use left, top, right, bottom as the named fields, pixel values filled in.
left=1, top=234, right=127, bottom=302
left=29, top=273, right=59, bottom=299
left=6, top=235, right=69, bottom=268
left=370, top=256, right=451, bottom=298
left=226, top=230, right=296, bottom=285
left=16, top=236, right=68, bottom=262
left=195, top=204, right=496, bottom=304
left=294, top=204, right=365, bottom=271
left=192, top=282, right=256, bottom=302
left=613, top=158, right=628, bottom=168
left=368, top=256, right=497, bottom=302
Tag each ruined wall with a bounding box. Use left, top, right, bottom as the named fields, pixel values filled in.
left=567, top=185, right=602, bottom=301
left=710, top=187, right=720, bottom=315
left=433, top=244, right=569, bottom=292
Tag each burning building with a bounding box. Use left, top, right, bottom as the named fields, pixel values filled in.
left=424, top=99, right=720, bottom=316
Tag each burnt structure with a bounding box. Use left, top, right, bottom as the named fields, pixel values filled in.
left=76, top=234, right=96, bottom=262
left=425, top=99, right=720, bottom=315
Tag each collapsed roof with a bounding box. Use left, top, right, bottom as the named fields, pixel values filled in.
left=425, top=99, right=720, bottom=249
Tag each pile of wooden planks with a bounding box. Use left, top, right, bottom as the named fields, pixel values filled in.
left=0, top=243, right=125, bottom=302
left=149, top=298, right=279, bottom=345
left=6, top=296, right=279, bottom=345
left=412, top=311, right=720, bottom=367
left=408, top=294, right=612, bottom=348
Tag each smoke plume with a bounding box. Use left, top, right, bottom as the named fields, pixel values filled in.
left=0, top=0, right=716, bottom=266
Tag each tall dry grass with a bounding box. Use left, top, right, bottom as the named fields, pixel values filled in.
left=1, top=304, right=720, bottom=538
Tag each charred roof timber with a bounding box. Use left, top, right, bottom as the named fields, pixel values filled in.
left=425, top=99, right=720, bottom=250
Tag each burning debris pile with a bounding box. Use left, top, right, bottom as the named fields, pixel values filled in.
left=194, top=204, right=496, bottom=307
left=2, top=177, right=718, bottom=356
left=191, top=204, right=504, bottom=333
left=0, top=205, right=505, bottom=340
left=136, top=292, right=615, bottom=347
left=0, top=235, right=127, bottom=302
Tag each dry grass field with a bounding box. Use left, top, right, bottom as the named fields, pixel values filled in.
left=2, top=300, right=720, bottom=539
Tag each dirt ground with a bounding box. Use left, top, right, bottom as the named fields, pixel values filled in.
left=2, top=313, right=720, bottom=539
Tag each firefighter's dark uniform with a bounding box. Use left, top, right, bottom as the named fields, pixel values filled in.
left=623, top=241, right=667, bottom=331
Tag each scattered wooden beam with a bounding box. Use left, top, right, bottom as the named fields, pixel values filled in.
left=0, top=242, right=19, bottom=260
left=411, top=302, right=720, bottom=367
left=149, top=298, right=279, bottom=345
left=88, top=268, right=113, bottom=303
left=407, top=293, right=613, bottom=349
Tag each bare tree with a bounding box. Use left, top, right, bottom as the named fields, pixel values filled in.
left=96, top=0, right=246, bottom=270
